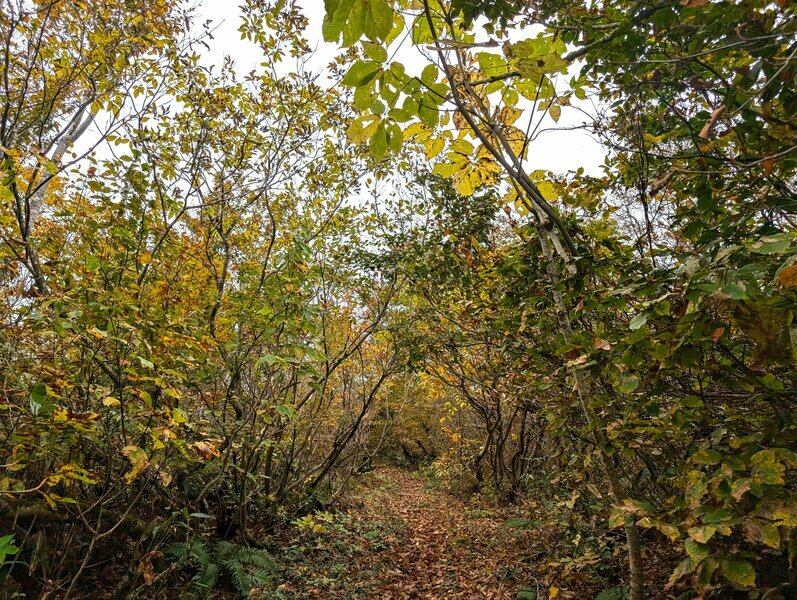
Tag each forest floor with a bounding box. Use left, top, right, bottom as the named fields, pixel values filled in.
left=273, top=466, right=546, bottom=599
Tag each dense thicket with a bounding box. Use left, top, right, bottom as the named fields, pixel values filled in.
left=1, top=0, right=795, bottom=597
left=324, top=0, right=795, bottom=595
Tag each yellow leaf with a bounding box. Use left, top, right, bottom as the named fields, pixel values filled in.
left=424, top=137, right=445, bottom=159
left=86, top=326, right=108, bottom=339
left=103, top=396, right=120, bottom=407
left=347, top=115, right=380, bottom=143
left=497, top=106, right=522, bottom=126
left=121, top=445, right=149, bottom=483
left=404, top=121, right=431, bottom=141
left=453, top=170, right=474, bottom=196
left=192, top=441, right=221, bottom=460
left=536, top=180, right=558, bottom=202
left=778, top=264, right=797, bottom=288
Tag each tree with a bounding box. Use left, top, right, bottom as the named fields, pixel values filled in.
left=323, top=0, right=796, bottom=595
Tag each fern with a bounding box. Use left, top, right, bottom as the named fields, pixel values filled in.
left=216, top=541, right=276, bottom=595
left=166, top=540, right=275, bottom=597
left=595, top=586, right=629, bottom=600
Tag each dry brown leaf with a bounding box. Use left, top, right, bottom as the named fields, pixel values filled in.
left=778, top=264, right=797, bottom=288
left=137, top=550, right=162, bottom=586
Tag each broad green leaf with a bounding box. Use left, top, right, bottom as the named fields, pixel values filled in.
left=629, top=312, right=649, bottom=330
left=751, top=449, right=785, bottom=485
left=369, top=122, right=388, bottom=161
left=421, top=64, right=438, bottom=86
left=276, top=404, right=297, bottom=419
left=342, top=60, right=381, bottom=86
left=362, top=41, right=387, bottom=62
left=536, top=181, right=558, bottom=202
left=618, top=373, right=639, bottom=393
left=690, top=449, right=722, bottom=465
left=29, top=383, right=47, bottom=415
left=478, top=52, right=508, bottom=76
left=637, top=517, right=679, bottom=541
left=322, top=0, right=357, bottom=42
left=722, top=560, right=755, bottom=588
left=362, top=0, right=394, bottom=41
left=684, top=539, right=709, bottom=562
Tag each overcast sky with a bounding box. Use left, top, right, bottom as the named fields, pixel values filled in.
left=196, top=0, right=605, bottom=176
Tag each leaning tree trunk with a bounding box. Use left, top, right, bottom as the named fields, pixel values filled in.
left=422, top=3, right=645, bottom=595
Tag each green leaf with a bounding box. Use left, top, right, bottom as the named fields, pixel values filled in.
left=637, top=517, right=679, bottom=541
left=478, top=52, right=508, bottom=76
left=702, top=507, right=732, bottom=523
left=751, top=449, right=785, bottom=485
left=721, top=283, right=748, bottom=300
left=29, top=382, right=47, bottom=415
left=322, top=0, right=357, bottom=42
left=681, top=395, right=704, bottom=409
left=684, top=539, right=709, bottom=562
left=744, top=518, right=781, bottom=549
left=685, top=470, right=708, bottom=507
left=387, top=108, right=412, bottom=122
left=276, top=404, right=297, bottom=419
left=723, top=559, right=755, bottom=588
left=418, top=96, right=439, bottom=127
left=362, top=41, right=387, bottom=62
left=121, top=445, right=149, bottom=483
left=342, top=60, right=381, bottom=86
left=690, top=449, right=722, bottom=465
left=0, top=534, right=19, bottom=563
left=386, top=121, right=403, bottom=153
left=369, top=123, right=388, bottom=161
left=363, top=0, right=394, bottom=41
left=536, top=180, right=558, bottom=202
left=668, top=557, right=696, bottom=587
left=629, top=312, right=649, bottom=330
left=258, top=354, right=278, bottom=367
left=688, top=524, right=731, bottom=543
left=618, top=373, right=640, bottom=393
left=421, top=64, right=438, bottom=86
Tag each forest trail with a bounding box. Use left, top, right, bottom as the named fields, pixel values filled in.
left=350, top=467, right=536, bottom=599
left=281, top=467, right=540, bottom=599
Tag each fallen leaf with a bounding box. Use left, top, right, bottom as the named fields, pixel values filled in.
left=137, top=550, right=162, bottom=585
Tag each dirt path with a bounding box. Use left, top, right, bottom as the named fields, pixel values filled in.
left=277, top=466, right=542, bottom=598
left=338, top=467, right=539, bottom=599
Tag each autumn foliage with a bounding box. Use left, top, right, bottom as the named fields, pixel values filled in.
left=1, top=0, right=795, bottom=598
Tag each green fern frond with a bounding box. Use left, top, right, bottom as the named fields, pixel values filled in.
left=216, top=542, right=276, bottom=595
left=595, top=586, right=629, bottom=600
left=165, top=540, right=276, bottom=596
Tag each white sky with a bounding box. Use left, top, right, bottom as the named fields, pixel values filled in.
left=195, top=0, right=606, bottom=176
